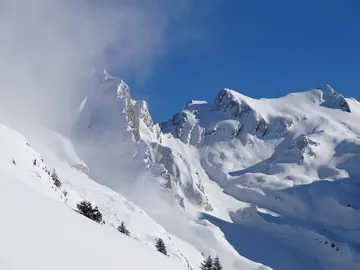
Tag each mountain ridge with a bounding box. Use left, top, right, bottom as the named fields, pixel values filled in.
left=105, top=74, right=360, bottom=270
left=3, top=70, right=359, bottom=270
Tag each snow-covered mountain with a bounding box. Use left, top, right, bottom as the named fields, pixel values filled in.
left=0, top=124, right=205, bottom=270
left=2, top=70, right=360, bottom=270
left=71, top=71, right=360, bottom=269
left=159, top=83, right=360, bottom=270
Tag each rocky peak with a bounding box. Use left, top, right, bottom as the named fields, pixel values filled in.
left=75, top=71, right=211, bottom=212
left=161, top=88, right=295, bottom=146
left=318, top=84, right=351, bottom=112
left=102, top=70, right=131, bottom=99
left=213, top=89, right=267, bottom=137
left=214, top=89, right=254, bottom=116
left=80, top=70, right=154, bottom=141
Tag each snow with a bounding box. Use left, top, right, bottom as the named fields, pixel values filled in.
left=2, top=69, right=360, bottom=270
left=23, top=127, right=205, bottom=269
left=160, top=83, right=360, bottom=269
left=0, top=171, right=186, bottom=270
left=0, top=124, right=202, bottom=269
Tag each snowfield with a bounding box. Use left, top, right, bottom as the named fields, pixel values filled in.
left=1, top=71, right=360, bottom=270
left=0, top=125, right=196, bottom=270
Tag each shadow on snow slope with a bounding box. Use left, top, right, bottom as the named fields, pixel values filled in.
left=201, top=177, right=360, bottom=270
left=201, top=213, right=324, bottom=270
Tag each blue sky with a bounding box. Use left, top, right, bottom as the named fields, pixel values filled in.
left=127, top=0, right=360, bottom=122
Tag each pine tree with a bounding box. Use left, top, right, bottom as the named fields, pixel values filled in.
left=76, top=201, right=103, bottom=223
left=51, top=169, right=62, bottom=188
left=213, top=256, right=223, bottom=270
left=200, top=255, right=213, bottom=270
left=155, top=238, right=167, bottom=256
left=117, top=221, right=130, bottom=236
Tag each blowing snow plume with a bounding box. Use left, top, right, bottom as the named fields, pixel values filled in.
left=0, top=0, right=183, bottom=131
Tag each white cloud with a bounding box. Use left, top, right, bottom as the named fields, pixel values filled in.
left=0, top=0, right=187, bottom=130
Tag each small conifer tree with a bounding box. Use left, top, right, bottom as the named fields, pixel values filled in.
left=51, top=169, right=62, bottom=188
left=76, top=201, right=103, bottom=223
left=155, top=238, right=167, bottom=256
left=117, top=221, right=130, bottom=236
left=213, top=256, right=223, bottom=270
left=200, top=255, right=213, bottom=270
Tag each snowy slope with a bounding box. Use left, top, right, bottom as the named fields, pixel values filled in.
left=0, top=124, right=201, bottom=269
left=70, top=71, right=268, bottom=270
left=160, top=84, right=360, bottom=270
left=0, top=172, right=186, bottom=270
left=3, top=69, right=360, bottom=270
left=0, top=71, right=268, bottom=270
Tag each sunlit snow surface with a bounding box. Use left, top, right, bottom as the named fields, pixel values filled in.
left=1, top=73, right=360, bottom=270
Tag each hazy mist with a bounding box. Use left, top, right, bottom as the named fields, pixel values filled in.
left=0, top=0, right=186, bottom=131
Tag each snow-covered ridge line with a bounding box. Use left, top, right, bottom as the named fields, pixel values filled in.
left=157, top=82, right=360, bottom=270
left=0, top=124, right=205, bottom=269
left=161, top=84, right=352, bottom=147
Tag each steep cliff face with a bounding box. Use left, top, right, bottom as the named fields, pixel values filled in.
left=214, top=89, right=268, bottom=137
left=319, top=84, right=351, bottom=112
left=74, top=71, right=212, bottom=212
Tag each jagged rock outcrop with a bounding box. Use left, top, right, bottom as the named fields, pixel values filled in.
left=161, top=110, right=204, bottom=146
left=214, top=89, right=268, bottom=137
left=162, top=88, right=293, bottom=146
left=74, top=70, right=212, bottom=212
left=290, top=134, right=319, bottom=165
left=318, top=84, right=351, bottom=112
left=274, top=134, right=320, bottom=165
